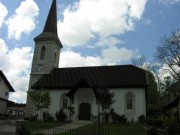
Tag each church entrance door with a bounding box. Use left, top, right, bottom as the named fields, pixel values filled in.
left=79, top=103, right=91, bottom=120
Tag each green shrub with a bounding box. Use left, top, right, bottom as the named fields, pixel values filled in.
left=103, top=112, right=110, bottom=123
left=31, top=115, right=38, bottom=121
left=55, top=109, right=67, bottom=122
left=19, top=124, right=32, bottom=135
left=24, top=117, right=30, bottom=120
left=146, top=119, right=164, bottom=129
left=148, top=127, right=157, bottom=135
left=43, top=112, right=54, bottom=121
left=110, top=109, right=127, bottom=124
left=138, top=115, right=146, bottom=124
left=165, top=118, right=180, bottom=135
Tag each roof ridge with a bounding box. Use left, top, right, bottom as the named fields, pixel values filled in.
left=57, top=64, right=134, bottom=69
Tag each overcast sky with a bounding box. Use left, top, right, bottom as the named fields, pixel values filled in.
left=0, top=0, right=180, bottom=103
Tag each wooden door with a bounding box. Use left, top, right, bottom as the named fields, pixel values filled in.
left=79, top=103, right=91, bottom=120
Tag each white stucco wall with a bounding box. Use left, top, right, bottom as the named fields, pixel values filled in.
left=47, top=87, right=146, bottom=122
left=111, top=88, right=146, bottom=121
left=0, top=76, right=10, bottom=100
left=48, top=89, right=70, bottom=118
left=0, top=100, right=7, bottom=114
left=0, top=76, right=10, bottom=115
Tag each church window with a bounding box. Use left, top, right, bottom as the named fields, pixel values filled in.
left=40, top=46, right=46, bottom=60
left=60, top=93, right=69, bottom=109
left=127, top=96, right=133, bottom=109
left=62, top=98, right=68, bottom=109
left=126, top=93, right=134, bottom=110
left=54, top=53, right=57, bottom=63
left=5, top=92, right=9, bottom=96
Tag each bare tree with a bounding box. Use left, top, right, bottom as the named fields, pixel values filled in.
left=155, top=30, right=180, bottom=80
left=131, top=55, right=146, bottom=68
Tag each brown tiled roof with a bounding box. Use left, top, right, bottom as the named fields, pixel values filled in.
left=0, top=71, right=15, bottom=92
left=32, top=65, right=148, bottom=89
left=9, top=107, right=26, bottom=112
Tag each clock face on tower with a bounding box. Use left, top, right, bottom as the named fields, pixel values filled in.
left=55, top=48, right=58, bottom=53
left=37, top=65, right=43, bottom=72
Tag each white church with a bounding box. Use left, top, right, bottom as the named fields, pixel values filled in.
left=25, top=0, right=148, bottom=122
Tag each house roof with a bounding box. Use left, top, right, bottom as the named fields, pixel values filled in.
left=32, top=65, right=148, bottom=89
left=163, top=94, right=180, bottom=110
left=0, top=71, right=15, bottom=92
left=163, top=81, right=180, bottom=110
left=8, top=107, right=26, bottom=112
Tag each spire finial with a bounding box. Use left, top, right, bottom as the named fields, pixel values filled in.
left=43, top=0, right=57, bottom=34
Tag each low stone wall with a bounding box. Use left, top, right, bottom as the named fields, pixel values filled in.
left=0, top=120, right=16, bottom=135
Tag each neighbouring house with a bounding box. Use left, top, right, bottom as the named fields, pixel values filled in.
left=0, top=70, right=15, bottom=116
left=25, top=0, right=148, bottom=122
left=163, top=81, right=180, bottom=122
left=7, top=103, right=26, bottom=116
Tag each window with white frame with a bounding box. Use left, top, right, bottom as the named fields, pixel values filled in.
left=62, top=98, right=68, bottom=109
left=126, top=93, right=134, bottom=110
left=60, top=93, right=69, bottom=109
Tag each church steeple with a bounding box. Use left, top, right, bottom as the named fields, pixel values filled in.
left=25, top=0, right=62, bottom=119
left=34, top=0, right=62, bottom=48
left=43, top=0, right=57, bottom=34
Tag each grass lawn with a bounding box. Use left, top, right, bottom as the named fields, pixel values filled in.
left=22, top=122, right=147, bottom=135
left=23, top=121, right=63, bottom=130
left=59, top=124, right=147, bottom=135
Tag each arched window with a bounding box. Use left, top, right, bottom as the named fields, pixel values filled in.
left=62, top=98, right=68, bottom=109
left=40, top=46, right=46, bottom=60
left=126, top=93, right=134, bottom=110
left=54, top=53, right=57, bottom=63
left=60, top=93, right=69, bottom=109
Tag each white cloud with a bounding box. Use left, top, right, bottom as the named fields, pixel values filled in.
left=6, top=0, right=39, bottom=40
left=58, top=0, right=147, bottom=47
left=95, top=37, right=125, bottom=47
left=0, top=39, right=8, bottom=66
left=159, top=0, right=180, bottom=5
left=0, top=2, right=8, bottom=29
left=0, top=39, right=33, bottom=103
left=102, top=46, right=133, bottom=64
left=60, top=46, right=133, bottom=67
left=60, top=51, right=101, bottom=67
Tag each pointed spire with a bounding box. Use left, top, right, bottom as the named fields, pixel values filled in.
left=43, top=0, right=57, bottom=34
left=34, top=0, right=63, bottom=48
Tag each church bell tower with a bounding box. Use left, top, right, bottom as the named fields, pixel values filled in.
left=25, top=0, right=63, bottom=117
